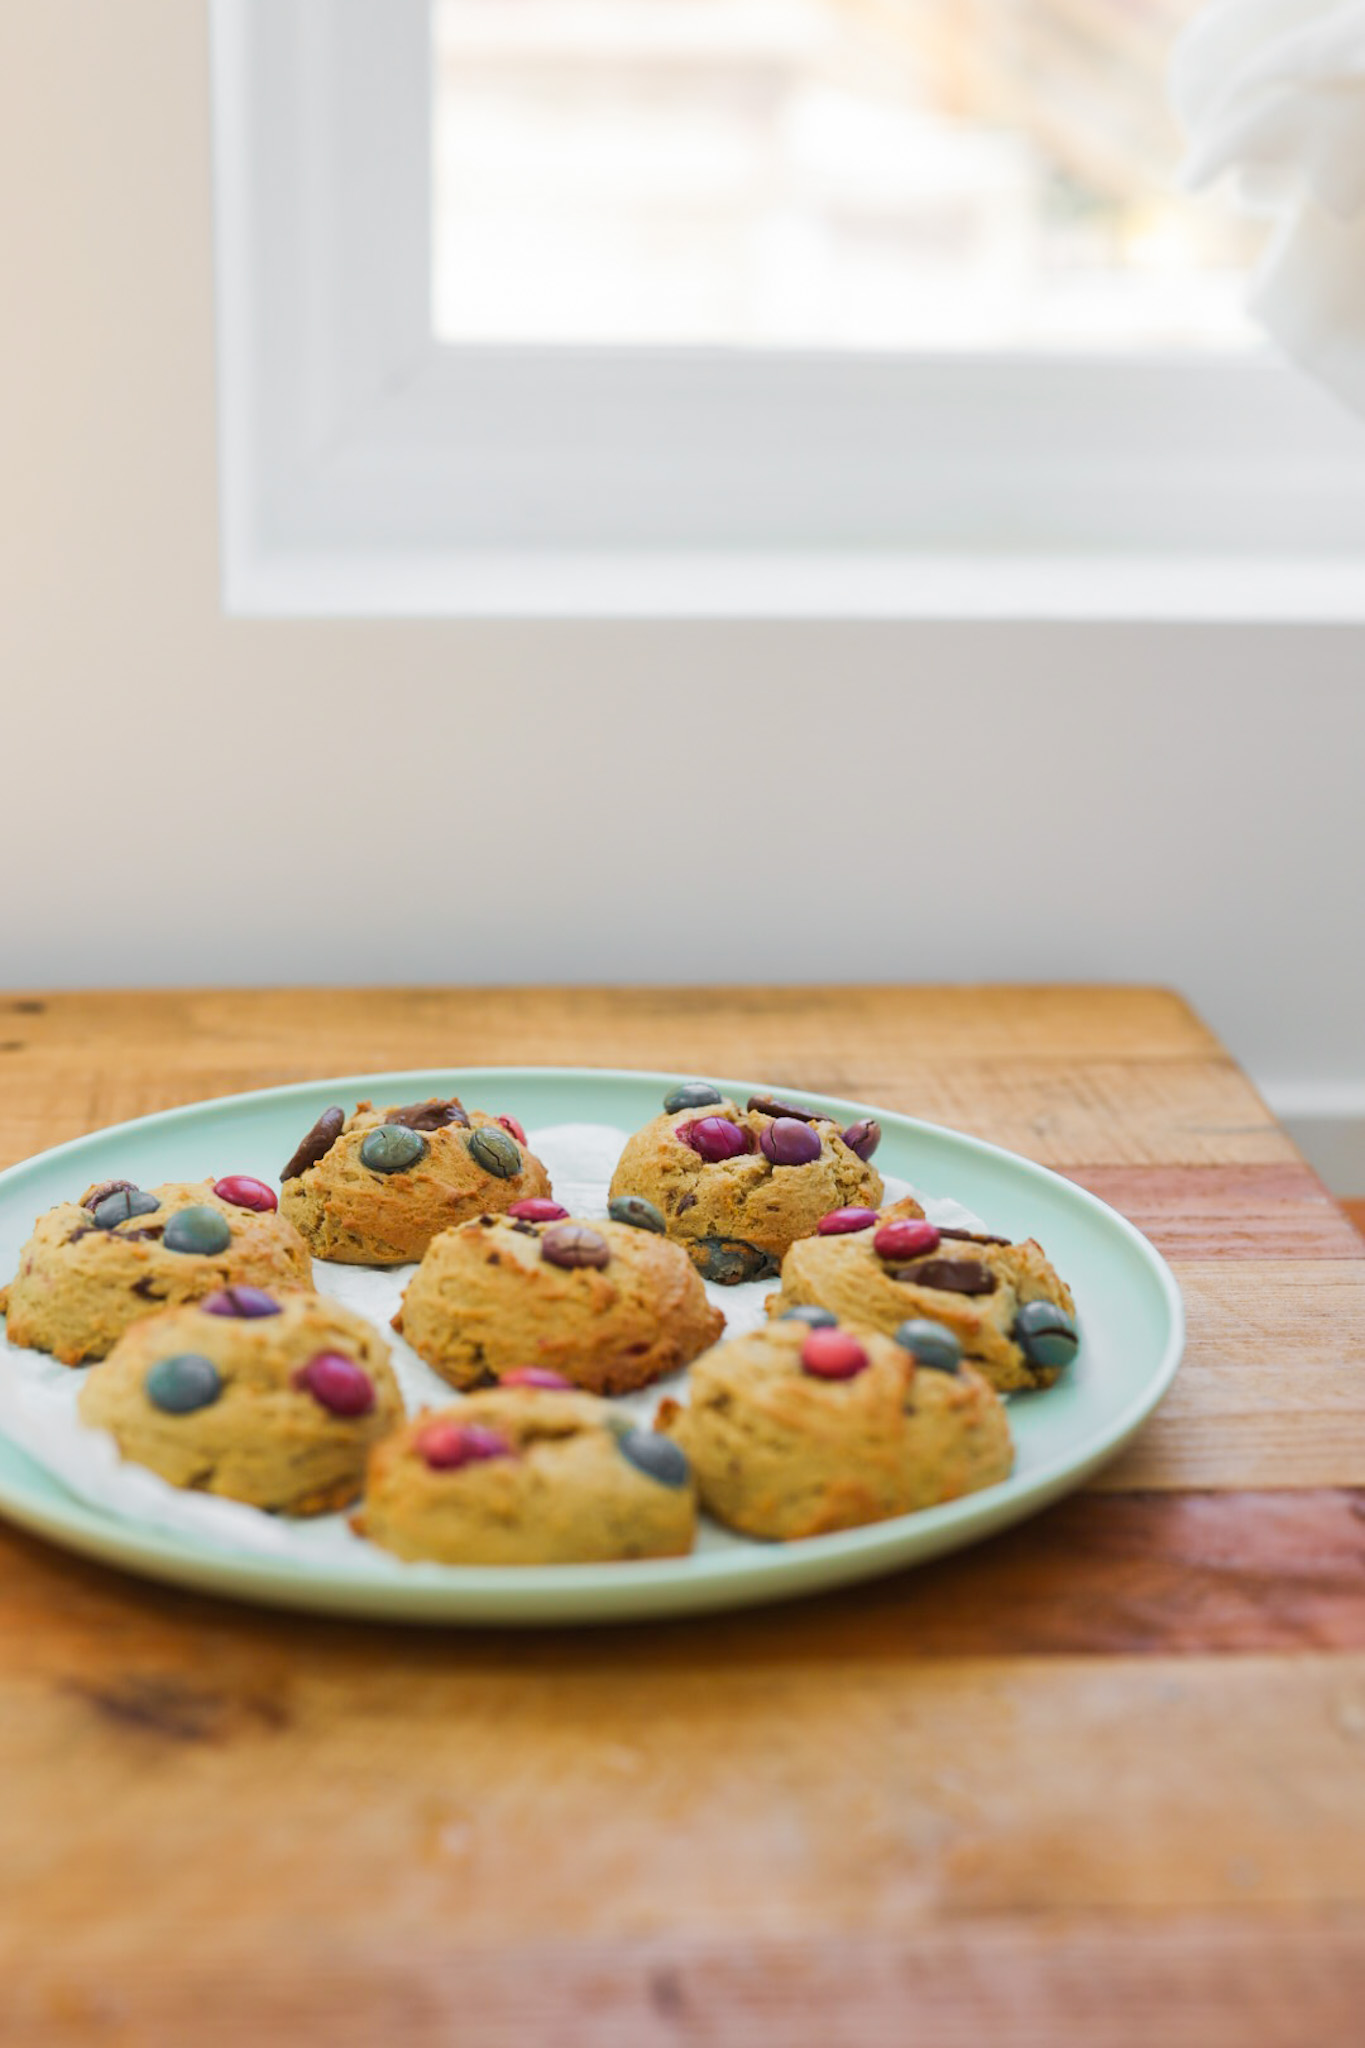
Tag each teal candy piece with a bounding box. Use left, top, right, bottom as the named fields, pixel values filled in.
left=92, top=1188, right=161, bottom=1230
left=663, top=1082, right=723, bottom=1113
left=1013, top=1299, right=1080, bottom=1371
left=145, top=1353, right=223, bottom=1414
left=162, top=1206, right=232, bottom=1256
left=617, top=1428, right=690, bottom=1489
left=893, top=1318, right=963, bottom=1374
left=607, top=1194, right=667, bottom=1234
left=359, top=1124, right=427, bottom=1175
left=467, top=1126, right=521, bottom=1178
left=780, top=1305, right=838, bottom=1329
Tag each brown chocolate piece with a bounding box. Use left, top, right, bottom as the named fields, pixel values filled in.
left=746, top=1095, right=826, bottom=1125
left=540, top=1224, right=611, bottom=1271
left=937, top=1226, right=1012, bottom=1248
left=281, top=1106, right=345, bottom=1182
left=891, top=1258, right=997, bottom=1295
left=384, top=1098, right=470, bottom=1132
left=130, top=1276, right=168, bottom=1301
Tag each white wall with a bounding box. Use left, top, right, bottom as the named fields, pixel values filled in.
left=2, top=3, right=1363, bottom=1174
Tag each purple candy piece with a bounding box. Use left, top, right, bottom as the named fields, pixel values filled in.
left=201, top=1285, right=282, bottom=1319
left=759, top=1117, right=823, bottom=1167
left=678, top=1116, right=753, bottom=1164
left=841, top=1118, right=882, bottom=1162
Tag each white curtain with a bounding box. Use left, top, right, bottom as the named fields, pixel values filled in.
left=1172, top=0, right=1365, bottom=415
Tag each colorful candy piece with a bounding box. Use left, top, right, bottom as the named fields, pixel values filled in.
left=212, top=1175, right=278, bottom=1213
left=780, top=1305, right=839, bottom=1328
left=840, top=1119, right=882, bottom=1162
left=163, top=1206, right=232, bottom=1256
left=607, top=1194, right=667, bottom=1233
left=293, top=1352, right=375, bottom=1417
left=467, top=1126, right=522, bottom=1178
left=501, top=1367, right=575, bottom=1389
left=83, top=1180, right=137, bottom=1213
left=145, top=1353, right=223, bottom=1414
left=417, top=1420, right=514, bottom=1470
left=508, top=1197, right=569, bottom=1223
left=200, top=1285, right=282, bottom=1319
left=1013, top=1300, right=1080, bottom=1370
left=496, top=1114, right=528, bottom=1146
left=677, top=1116, right=753, bottom=1163
left=91, top=1188, right=161, bottom=1230
left=664, top=1082, right=724, bottom=1113
left=873, top=1219, right=941, bottom=1262
left=893, top=1318, right=963, bottom=1374
left=617, top=1428, right=690, bottom=1487
left=759, top=1118, right=823, bottom=1166
left=541, top=1223, right=611, bottom=1271
left=800, top=1329, right=870, bottom=1381
left=816, top=1206, right=879, bottom=1236
left=359, top=1124, right=427, bottom=1175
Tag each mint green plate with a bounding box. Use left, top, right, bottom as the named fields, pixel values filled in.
left=0, top=1068, right=1182, bottom=1625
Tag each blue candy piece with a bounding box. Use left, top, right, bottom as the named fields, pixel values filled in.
left=607, top=1194, right=667, bottom=1234
left=466, top=1126, right=521, bottom=1179
left=893, top=1318, right=963, bottom=1374
left=1013, top=1300, right=1079, bottom=1371
left=780, top=1305, right=839, bottom=1329
left=617, top=1428, right=690, bottom=1489
left=145, top=1352, right=223, bottom=1414
left=162, top=1206, right=232, bottom=1256
left=92, top=1188, right=161, bottom=1231
left=359, top=1124, right=427, bottom=1175
left=663, top=1081, right=723, bottom=1114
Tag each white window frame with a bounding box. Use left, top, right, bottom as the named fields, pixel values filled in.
left=210, top=0, right=1365, bottom=620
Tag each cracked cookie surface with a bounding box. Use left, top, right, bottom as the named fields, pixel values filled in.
left=396, top=1211, right=725, bottom=1396
left=0, top=1180, right=312, bottom=1366
left=78, top=1290, right=402, bottom=1515
left=279, top=1097, right=552, bottom=1265
left=657, top=1316, right=1012, bottom=1540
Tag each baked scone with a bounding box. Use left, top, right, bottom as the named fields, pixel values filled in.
left=767, top=1200, right=1079, bottom=1392
left=0, top=1177, right=313, bottom=1366
left=607, top=1082, right=884, bottom=1283
left=78, top=1288, right=402, bottom=1515
left=395, top=1204, right=725, bottom=1396
left=278, top=1096, right=552, bottom=1265
left=357, top=1387, right=696, bottom=1564
left=657, top=1314, right=1012, bottom=1540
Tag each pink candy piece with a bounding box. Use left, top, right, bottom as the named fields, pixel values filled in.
left=677, top=1116, right=753, bottom=1163
left=501, top=1367, right=574, bottom=1390
left=800, top=1329, right=869, bottom=1380
left=873, top=1219, right=941, bottom=1262
left=212, top=1175, right=278, bottom=1213
left=418, top=1420, right=514, bottom=1470
left=817, top=1206, right=880, bottom=1235
left=507, top=1197, right=569, bottom=1223
left=293, top=1352, right=375, bottom=1417
left=497, top=1115, right=528, bottom=1146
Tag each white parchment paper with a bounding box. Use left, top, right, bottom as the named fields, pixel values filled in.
left=0, top=1124, right=983, bottom=1568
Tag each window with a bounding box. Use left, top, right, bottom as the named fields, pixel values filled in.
left=211, top=0, right=1365, bottom=618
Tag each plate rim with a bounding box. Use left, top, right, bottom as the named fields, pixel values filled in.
left=0, top=1063, right=1185, bottom=1624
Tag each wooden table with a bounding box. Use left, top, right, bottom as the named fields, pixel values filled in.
left=2, top=987, right=1363, bottom=2047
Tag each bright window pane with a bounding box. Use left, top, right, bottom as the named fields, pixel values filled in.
left=432, top=0, right=1261, bottom=351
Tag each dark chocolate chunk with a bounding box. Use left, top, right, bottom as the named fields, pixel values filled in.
left=891, top=1258, right=997, bottom=1296
left=746, top=1095, right=824, bottom=1125
left=130, top=1276, right=168, bottom=1302
left=541, top=1224, right=611, bottom=1271
left=83, top=1179, right=138, bottom=1213
left=281, top=1106, right=345, bottom=1182
left=692, top=1236, right=780, bottom=1284
left=675, top=1192, right=697, bottom=1215
left=937, top=1226, right=1012, bottom=1248
left=384, top=1098, right=470, bottom=1132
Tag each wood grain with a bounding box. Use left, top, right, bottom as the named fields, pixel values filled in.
left=0, top=985, right=1362, bottom=2045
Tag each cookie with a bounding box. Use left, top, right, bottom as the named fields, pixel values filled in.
left=77, top=1288, right=402, bottom=1515
left=767, top=1201, right=1078, bottom=1391
left=395, top=1204, right=725, bottom=1396
left=607, top=1082, right=884, bottom=1283
left=356, top=1387, right=696, bottom=1564
left=278, top=1097, right=553, bottom=1265
left=0, top=1177, right=313, bottom=1366
left=656, top=1314, right=1012, bottom=1540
